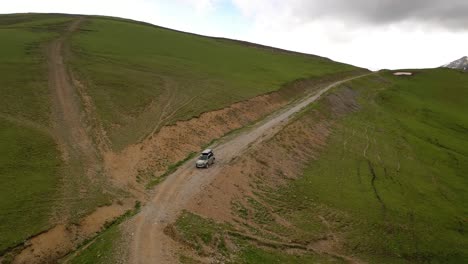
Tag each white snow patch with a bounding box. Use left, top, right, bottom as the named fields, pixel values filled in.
left=393, top=72, right=413, bottom=76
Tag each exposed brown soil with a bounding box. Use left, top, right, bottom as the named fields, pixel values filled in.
left=47, top=17, right=97, bottom=165
left=13, top=201, right=134, bottom=264
left=180, top=86, right=365, bottom=263
left=104, top=91, right=286, bottom=191
left=104, top=71, right=364, bottom=193
left=45, top=16, right=108, bottom=221
left=124, top=74, right=369, bottom=264
left=188, top=87, right=360, bottom=221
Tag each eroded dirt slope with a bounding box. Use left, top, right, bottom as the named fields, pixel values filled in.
left=181, top=86, right=364, bottom=263
left=105, top=71, right=365, bottom=192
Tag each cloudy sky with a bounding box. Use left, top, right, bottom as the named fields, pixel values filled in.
left=3, top=0, right=467, bottom=70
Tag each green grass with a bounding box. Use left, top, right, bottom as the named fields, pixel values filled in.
left=175, top=211, right=229, bottom=253
left=179, top=254, right=203, bottom=264
left=0, top=120, right=61, bottom=253
left=237, top=246, right=343, bottom=264
left=0, top=14, right=73, bottom=253
left=275, top=69, right=468, bottom=263
left=64, top=202, right=141, bottom=264
left=71, top=17, right=358, bottom=149
left=174, top=211, right=344, bottom=263
left=0, top=14, right=72, bottom=123
left=67, top=224, right=121, bottom=264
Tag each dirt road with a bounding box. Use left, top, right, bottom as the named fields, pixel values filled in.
left=127, top=73, right=370, bottom=264
left=49, top=17, right=96, bottom=159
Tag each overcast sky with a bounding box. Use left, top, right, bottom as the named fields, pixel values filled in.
left=3, top=0, right=467, bottom=70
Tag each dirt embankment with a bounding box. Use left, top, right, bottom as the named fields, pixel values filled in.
left=12, top=200, right=134, bottom=264
left=180, top=86, right=363, bottom=263
left=105, top=71, right=364, bottom=191
left=189, top=87, right=359, bottom=220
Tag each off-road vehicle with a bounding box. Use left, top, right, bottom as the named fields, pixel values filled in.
left=196, top=149, right=215, bottom=168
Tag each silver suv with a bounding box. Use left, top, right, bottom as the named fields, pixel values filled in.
left=196, top=149, right=215, bottom=168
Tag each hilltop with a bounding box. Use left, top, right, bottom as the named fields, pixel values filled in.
left=443, top=56, right=468, bottom=71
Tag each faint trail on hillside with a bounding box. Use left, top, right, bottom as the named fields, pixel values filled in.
left=148, top=88, right=200, bottom=139
left=225, top=229, right=362, bottom=263
left=46, top=16, right=102, bottom=190
left=47, top=17, right=98, bottom=163
left=342, top=128, right=356, bottom=160
left=367, top=160, right=386, bottom=211
left=363, top=127, right=370, bottom=158
left=71, top=73, right=111, bottom=154
left=127, top=73, right=373, bottom=264
left=0, top=113, right=51, bottom=136
left=158, top=95, right=200, bottom=126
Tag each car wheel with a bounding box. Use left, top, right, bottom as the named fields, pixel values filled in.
left=206, top=163, right=210, bottom=168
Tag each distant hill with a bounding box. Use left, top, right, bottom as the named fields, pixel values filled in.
left=443, top=56, right=468, bottom=71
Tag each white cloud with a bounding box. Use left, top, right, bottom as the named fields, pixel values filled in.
left=229, top=0, right=468, bottom=70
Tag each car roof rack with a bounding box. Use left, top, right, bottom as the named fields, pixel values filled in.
left=201, top=149, right=213, bottom=154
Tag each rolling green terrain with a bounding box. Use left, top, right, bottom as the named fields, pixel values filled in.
left=71, top=17, right=357, bottom=149
left=173, top=69, right=468, bottom=263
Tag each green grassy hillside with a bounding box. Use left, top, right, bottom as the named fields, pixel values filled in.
left=0, top=14, right=72, bottom=253
left=281, top=69, right=468, bottom=262
left=172, top=69, right=468, bottom=263
left=71, top=17, right=357, bottom=149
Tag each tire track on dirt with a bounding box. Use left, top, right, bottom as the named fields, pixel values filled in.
left=126, top=73, right=372, bottom=264
left=0, top=113, right=51, bottom=136
left=47, top=16, right=99, bottom=169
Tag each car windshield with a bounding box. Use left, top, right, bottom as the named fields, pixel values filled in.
left=199, top=155, right=209, bottom=160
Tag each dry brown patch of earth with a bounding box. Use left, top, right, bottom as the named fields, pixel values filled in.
left=104, top=71, right=364, bottom=192
left=12, top=200, right=135, bottom=264
left=180, top=86, right=365, bottom=263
